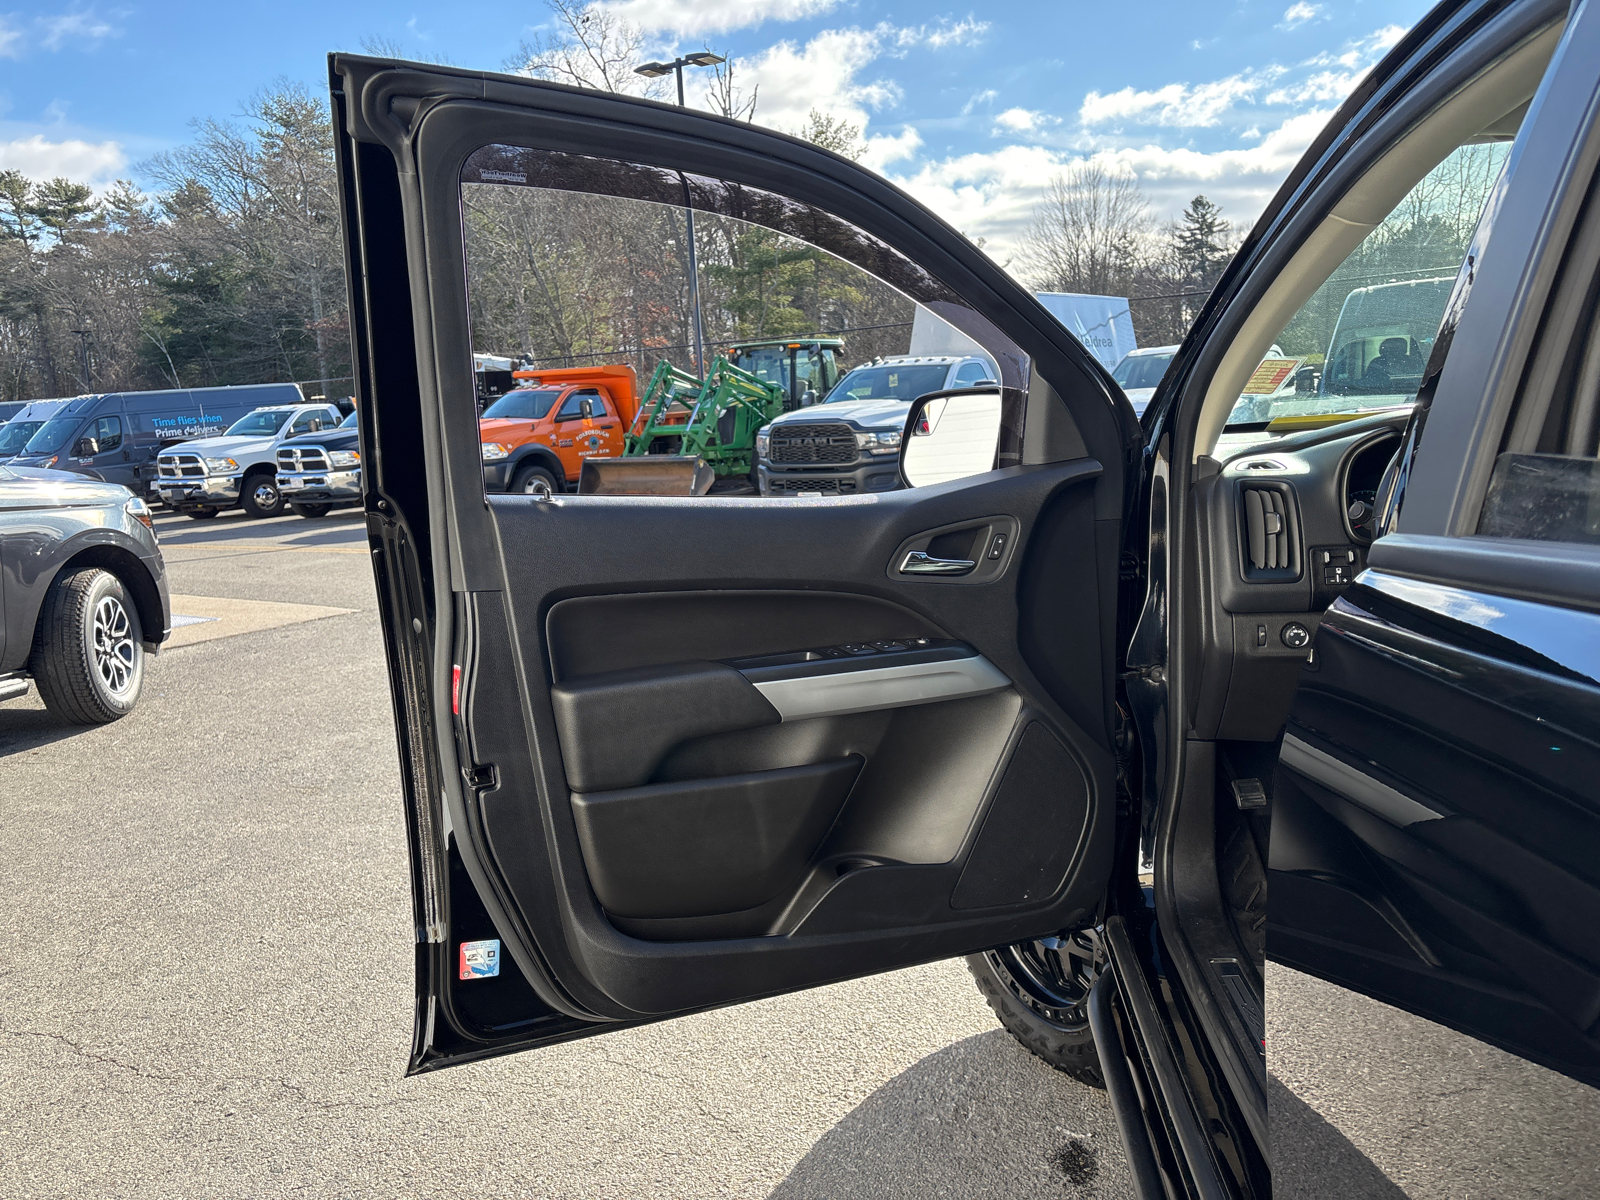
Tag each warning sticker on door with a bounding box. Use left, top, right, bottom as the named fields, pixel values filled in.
left=459, top=939, right=501, bottom=980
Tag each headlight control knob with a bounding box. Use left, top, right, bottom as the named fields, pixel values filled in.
left=1280, top=622, right=1311, bottom=649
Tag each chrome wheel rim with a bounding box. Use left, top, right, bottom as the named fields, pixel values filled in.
left=92, top=595, right=137, bottom=695
left=253, top=481, right=279, bottom=508
left=986, top=928, right=1103, bottom=1032
left=521, top=476, right=552, bottom=497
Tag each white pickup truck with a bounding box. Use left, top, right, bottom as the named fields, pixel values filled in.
left=156, top=402, right=343, bottom=519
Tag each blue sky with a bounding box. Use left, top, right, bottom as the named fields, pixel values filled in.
left=1, top=0, right=1431, bottom=258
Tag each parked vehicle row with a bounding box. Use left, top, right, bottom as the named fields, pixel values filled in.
left=156, top=400, right=343, bottom=518
left=0, top=384, right=363, bottom=523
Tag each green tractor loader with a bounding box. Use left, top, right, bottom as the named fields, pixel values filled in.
left=579, top=337, right=844, bottom=496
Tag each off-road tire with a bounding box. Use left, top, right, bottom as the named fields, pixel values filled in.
left=185, top=507, right=220, bottom=520
left=511, top=463, right=559, bottom=496
left=240, top=473, right=285, bottom=518
left=29, top=568, right=145, bottom=725
left=290, top=503, right=334, bottom=518
left=967, top=932, right=1107, bottom=1088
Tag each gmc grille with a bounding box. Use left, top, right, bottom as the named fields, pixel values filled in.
left=769, top=423, right=856, bottom=464
left=277, top=446, right=332, bottom=473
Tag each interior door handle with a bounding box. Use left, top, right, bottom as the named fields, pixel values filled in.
left=900, top=550, right=976, bottom=576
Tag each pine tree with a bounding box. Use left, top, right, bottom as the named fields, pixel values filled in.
left=1172, top=196, right=1231, bottom=283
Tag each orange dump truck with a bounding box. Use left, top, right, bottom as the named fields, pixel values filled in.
left=477, top=365, right=641, bottom=494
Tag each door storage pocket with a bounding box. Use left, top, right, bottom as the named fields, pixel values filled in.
left=571, top=756, right=863, bottom=919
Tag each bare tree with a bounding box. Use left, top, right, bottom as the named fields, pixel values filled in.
left=1018, top=164, right=1150, bottom=298
left=506, top=0, right=664, bottom=97
left=704, top=55, right=758, bottom=122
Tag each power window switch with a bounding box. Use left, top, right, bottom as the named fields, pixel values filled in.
left=841, top=643, right=877, bottom=655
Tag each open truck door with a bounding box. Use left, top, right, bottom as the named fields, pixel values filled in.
left=330, top=54, right=1140, bottom=1071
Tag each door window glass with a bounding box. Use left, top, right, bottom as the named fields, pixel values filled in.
left=1477, top=203, right=1600, bottom=545
left=459, top=146, right=1027, bottom=497
left=554, top=394, right=588, bottom=421
left=94, top=416, right=122, bottom=452
left=1218, top=142, right=1511, bottom=453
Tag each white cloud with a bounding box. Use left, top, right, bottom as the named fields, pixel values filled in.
left=0, top=134, right=126, bottom=183
left=1277, top=3, right=1323, bottom=31
left=38, top=9, right=119, bottom=52
left=860, top=125, right=922, bottom=172
left=1268, top=24, right=1409, bottom=104
left=921, top=16, right=989, bottom=48
left=739, top=28, right=901, bottom=134
left=0, top=17, right=22, bottom=58
left=993, top=107, right=1055, bottom=133
left=961, top=88, right=997, bottom=116
left=1079, top=71, right=1277, bottom=128
left=605, top=0, right=840, bottom=36
left=889, top=109, right=1333, bottom=262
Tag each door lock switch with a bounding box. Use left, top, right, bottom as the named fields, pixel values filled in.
left=987, top=533, right=1007, bottom=560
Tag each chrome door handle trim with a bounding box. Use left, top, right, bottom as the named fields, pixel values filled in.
left=750, top=655, right=1010, bottom=721
left=900, top=550, right=976, bottom=576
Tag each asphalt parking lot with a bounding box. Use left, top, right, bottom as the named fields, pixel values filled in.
left=0, top=508, right=1134, bottom=1200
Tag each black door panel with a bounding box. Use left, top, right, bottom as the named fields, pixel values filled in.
left=449, top=465, right=1115, bottom=1024
left=334, top=54, right=1133, bottom=1071
left=1270, top=561, right=1600, bottom=1087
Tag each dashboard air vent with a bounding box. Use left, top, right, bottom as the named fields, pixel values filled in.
left=1240, top=483, right=1301, bottom=580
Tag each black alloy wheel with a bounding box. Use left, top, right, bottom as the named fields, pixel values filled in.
left=241, top=474, right=285, bottom=518
left=966, top=927, right=1106, bottom=1087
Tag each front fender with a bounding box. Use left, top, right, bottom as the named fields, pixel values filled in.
left=2, top=518, right=168, bottom=672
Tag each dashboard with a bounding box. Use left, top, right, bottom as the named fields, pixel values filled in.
left=1188, top=410, right=1409, bottom=743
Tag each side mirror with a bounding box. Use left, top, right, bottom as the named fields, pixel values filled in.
left=799, top=389, right=818, bottom=407
left=899, top=388, right=1005, bottom=488
left=579, top=397, right=597, bottom=420
left=1295, top=366, right=1320, bottom=395
left=75, top=437, right=99, bottom=456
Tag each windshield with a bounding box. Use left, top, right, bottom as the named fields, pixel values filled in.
left=339, top=411, right=358, bottom=429
left=1223, top=142, right=1508, bottom=434
left=825, top=364, right=948, bottom=404
left=225, top=410, right=294, bottom=437
left=483, top=388, right=562, bottom=421
left=0, top=420, right=47, bottom=455
left=1113, top=352, right=1173, bottom=391
left=22, top=415, right=84, bottom=455
left=731, top=346, right=837, bottom=400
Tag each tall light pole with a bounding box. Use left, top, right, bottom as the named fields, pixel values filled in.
left=635, top=52, right=724, bottom=376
